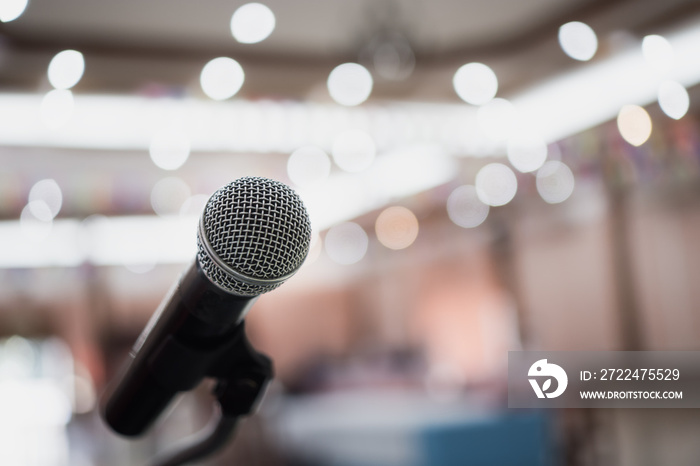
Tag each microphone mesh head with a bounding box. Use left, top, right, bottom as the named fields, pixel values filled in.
left=197, top=177, right=312, bottom=296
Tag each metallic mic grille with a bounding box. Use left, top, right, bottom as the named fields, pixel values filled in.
left=197, top=177, right=311, bottom=296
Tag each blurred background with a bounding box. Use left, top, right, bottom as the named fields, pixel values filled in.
left=0, top=0, right=700, bottom=464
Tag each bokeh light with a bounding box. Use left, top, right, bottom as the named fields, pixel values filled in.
left=40, top=89, right=75, bottom=130
left=28, top=179, right=63, bottom=219
left=124, top=261, right=156, bottom=275
left=327, top=63, right=373, bottom=106
left=446, top=185, right=490, bottom=228
left=324, top=222, right=368, bottom=265
left=558, top=21, right=598, bottom=61
left=658, top=80, right=689, bottom=120
left=150, top=177, right=192, bottom=216
left=453, top=63, right=498, bottom=105
left=642, top=34, right=674, bottom=74
left=303, top=232, right=323, bottom=266
left=47, top=50, right=85, bottom=90
left=370, top=34, right=415, bottom=81
left=179, top=194, right=210, bottom=216
left=149, top=130, right=191, bottom=170
left=71, top=372, right=97, bottom=415
left=477, top=98, right=517, bottom=141
left=536, top=160, right=575, bottom=204
left=230, top=3, right=276, bottom=44
left=475, top=163, right=518, bottom=207
left=200, top=57, right=245, bottom=101
left=0, top=0, right=28, bottom=22
left=287, top=146, right=331, bottom=188
left=617, top=104, right=652, bottom=146
left=507, top=133, right=547, bottom=173
left=26, top=200, right=53, bottom=223
left=331, top=129, right=376, bottom=172
left=375, top=206, right=419, bottom=250
left=20, top=203, right=53, bottom=241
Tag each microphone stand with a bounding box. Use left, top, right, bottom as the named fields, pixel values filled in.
left=147, top=322, right=273, bottom=466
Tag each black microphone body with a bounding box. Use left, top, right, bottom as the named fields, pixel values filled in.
left=102, top=259, right=255, bottom=436
left=101, top=177, right=311, bottom=437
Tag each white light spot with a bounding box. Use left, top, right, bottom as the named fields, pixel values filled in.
left=371, top=36, right=415, bottom=81
left=331, top=129, right=376, bottom=172
left=179, top=194, right=210, bottom=217
left=47, top=50, right=85, bottom=90
left=303, top=232, right=323, bottom=266
left=287, top=146, right=331, bottom=188
left=40, top=89, right=74, bottom=130
left=231, top=3, right=276, bottom=44
left=26, top=200, right=53, bottom=222
left=447, top=185, right=489, bottom=228
left=324, top=222, right=368, bottom=265
left=20, top=203, right=53, bottom=241
left=536, top=161, right=575, bottom=204
left=71, top=374, right=97, bottom=415
left=617, top=104, right=652, bottom=146
left=200, top=57, right=245, bottom=101
left=375, top=206, right=419, bottom=250
left=658, top=81, right=689, bottom=120
left=475, top=163, right=517, bottom=207
left=507, top=134, right=547, bottom=173
left=28, top=179, right=62, bottom=219
left=327, top=63, right=373, bottom=106
left=642, top=34, right=674, bottom=74
left=149, top=130, right=191, bottom=170
left=150, top=177, right=191, bottom=216
left=558, top=21, right=598, bottom=61
left=124, top=262, right=156, bottom=274
left=453, top=63, right=498, bottom=105
left=477, top=98, right=517, bottom=142
left=0, top=0, right=28, bottom=22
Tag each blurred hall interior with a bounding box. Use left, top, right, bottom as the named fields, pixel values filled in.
left=1, top=0, right=700, bottom=465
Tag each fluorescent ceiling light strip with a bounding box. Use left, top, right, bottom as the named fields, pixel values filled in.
left=514, top=17, right=700, bottom=143
left=0, top=20, right=699, bottom=153
left=3, top=19, right=700, bottom=269
left=0, top=18, right=699, bottom=154
left=0, top=94, right=479, bottom=154
left=0, top=215, right=198, bottom=268
left=300, top=144, right=457, bottom=230
left=0, top=145, right=456, bottom=268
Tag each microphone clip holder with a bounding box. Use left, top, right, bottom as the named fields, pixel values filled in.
left=147, top=322, right=273, bottom=466
left=147, top=320, right=273, bottom=409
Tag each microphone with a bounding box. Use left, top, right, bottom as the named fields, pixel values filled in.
left=101, top=176, right=311, bottom=437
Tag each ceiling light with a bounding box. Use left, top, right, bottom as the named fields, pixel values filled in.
left=324, top=222, right=368, bottom=265
left=47, top=50, right=85, bottom=90
left=642, top=34, right=674, bottom=74
left=558, top=21, right=598, bottom=61
left=200, top=57, right=245, bottom=101
left=447, top=185, right=489, bottom=228
left=475, top=163, right=517, bottom=207
left=375, top=206, right=419, bottom=250
left=287, top=146, right=331, bottom=188
left=617, top=104, right=652, bottom=146
left=327, top=63, right=373, bottom=106
left=453, top=63, right=498, bottom=105
left=331, top=129, right=376, bottom=172
left=148, top=129, right=191, bottom=170
left=0, top=0, right=28, bottom=22
left=658, top=80, right=689, bottom=119
left=230, top=3, right=276, bottom=44
left=507, top=134, right=547, bottom=173
left=536, top=161, right=575, bottom=204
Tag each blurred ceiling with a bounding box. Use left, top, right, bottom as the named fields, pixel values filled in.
left=0, top=0, right=699, bottom=100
